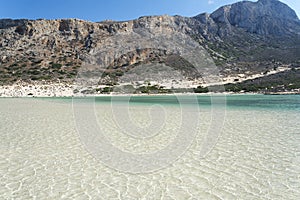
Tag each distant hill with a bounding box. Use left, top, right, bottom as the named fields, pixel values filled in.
left=0, top=0, right=299, bottom=93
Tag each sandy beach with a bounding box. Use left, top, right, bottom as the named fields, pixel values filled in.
left=0, top=66, right=294, bottom=97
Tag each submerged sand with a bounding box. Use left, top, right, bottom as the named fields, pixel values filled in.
left=0, top=98, right=299, bottom=199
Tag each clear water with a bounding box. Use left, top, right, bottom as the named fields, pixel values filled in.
left=0, top=95, right=299, bottom=199
left=45, top=94, right=300, bottom=109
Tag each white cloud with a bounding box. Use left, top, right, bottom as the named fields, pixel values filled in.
left=208, top=0, right=214, bottom=5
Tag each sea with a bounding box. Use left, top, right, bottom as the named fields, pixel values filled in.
left=0, top=95, right=299, bottom=199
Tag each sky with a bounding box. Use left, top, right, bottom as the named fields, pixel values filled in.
left=0, top=0, right=299, bottom=22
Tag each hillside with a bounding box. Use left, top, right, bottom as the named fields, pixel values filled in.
left=0, top=0, right=299, bottom=95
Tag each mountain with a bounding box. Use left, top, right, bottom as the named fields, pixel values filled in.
left=0, top=0, right=299, bottom=94
left=206, top=0, right=300, bottom=36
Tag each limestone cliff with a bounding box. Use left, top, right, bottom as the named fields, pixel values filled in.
left=0, top=0, right=299, bottom=93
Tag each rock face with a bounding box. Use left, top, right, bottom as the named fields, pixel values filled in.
left=207, top=0, right=300, bottom=36
left=0, top=0, right=299, bottom=86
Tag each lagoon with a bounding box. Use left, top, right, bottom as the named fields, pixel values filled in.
left=0, top=95, right=299, bottom=199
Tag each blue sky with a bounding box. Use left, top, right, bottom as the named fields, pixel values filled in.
left=0, top=0, right=299, bottom=22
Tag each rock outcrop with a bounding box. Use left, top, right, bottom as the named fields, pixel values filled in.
left=206, top=0, right=300, bottom=36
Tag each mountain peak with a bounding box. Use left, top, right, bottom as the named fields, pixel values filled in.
left=256, top=0, right=299, bottom=20
left=207, top=0, right=300, bottom=36
left=258, top=0, right=280, bottom=5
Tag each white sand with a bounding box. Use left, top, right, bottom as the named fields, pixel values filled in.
left=0, top=81, right=75, bottom=97
left=0, top=67, right=294, bottom=97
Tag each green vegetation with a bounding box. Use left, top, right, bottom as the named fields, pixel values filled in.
left=0, top=61, right=82, bottom=84
left=51, top=63, right=62, bottom=69
left=101, top=87, right=113, bottom=93
left=226, top=69, right=300, bottom=93
left=189, top=67, right=300, bottom=94
left=194, top=86, right=209, bottom=93
left=95, top=87, right=113, bottom=94
left=194, top=69, right=300, bottom=93
left=136, top=85, right=171, bottom=94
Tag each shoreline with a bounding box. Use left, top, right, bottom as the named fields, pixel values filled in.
left=0, top=81, right=299, bottom=98
left=1, top=66, right=298, bottom=97
left=1, top=91, right=299, bottom=98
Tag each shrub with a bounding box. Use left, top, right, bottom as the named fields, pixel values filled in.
left=194, top=86, right=209, bottom=93
left=101, top=87, right=113, bottom=93
left=51, top=63, right=62, bottom=69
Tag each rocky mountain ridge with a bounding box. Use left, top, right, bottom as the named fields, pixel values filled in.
left=0, top=0, right=299, bottom=94
left=206, top=0, right=300, bottom=36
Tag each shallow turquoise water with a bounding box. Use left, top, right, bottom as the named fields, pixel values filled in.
left=43, top=94, right=300, bottom=110
left=224, top=94, right=300, bottom=110
left=0, top=95, right=299, bottom=199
